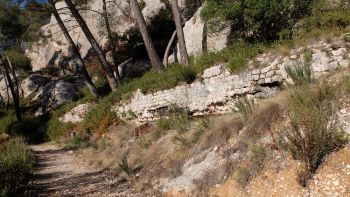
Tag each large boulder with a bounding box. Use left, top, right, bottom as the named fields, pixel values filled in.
left=21, top=74, right=50, bottom=98
left=171, top=5, right=231, bottom=62
left=33, top=77, right=85, bottom=116
left=26, top=0, right=166, bottom=71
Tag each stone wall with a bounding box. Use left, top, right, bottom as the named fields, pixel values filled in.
left=114, top=35, right=350, bottom=121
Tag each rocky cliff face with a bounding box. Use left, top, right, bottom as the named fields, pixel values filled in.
left=115, top=34, right=350, bottom=121
left=25, top=0, right=231, bottom=73
left=25, top=0, right=167, bottom=71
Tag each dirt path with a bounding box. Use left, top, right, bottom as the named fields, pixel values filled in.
left=25, top=143, right=133, bottom=197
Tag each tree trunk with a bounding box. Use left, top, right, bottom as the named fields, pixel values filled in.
left=163, top=30, right=177, bottom=67
left=102, top=0, right=122, bottom=81
left=0, top=56, right=21, bottom=121
left=5, top=56, right=20, bottom=98
left=50, top=0, right=99, bottom=97
left=64, top=0, right=119, bottom=91
left=129, top=0, right=164, bottom=71
left=171, top=0, right=189, bottom=66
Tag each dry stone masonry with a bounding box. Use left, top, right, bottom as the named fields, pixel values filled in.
left=114, top=35, right=350, bottom=121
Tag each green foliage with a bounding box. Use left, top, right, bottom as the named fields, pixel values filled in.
left=9, top=117, right=44, bottom=143
left=47, top=102, right=80, bottom=141
left=64, top=133, right=90, bottom=150
left=40, top=67, right=60, bottom=76
left=280, top=85, right=348, bottom=176
left=4, top=48, right=31, bottom=70
left=0, top=138, right=33, bottom=197
left=193, top=42, right=265, bottom=73
left=118, top=154, right=131, bottom=175
left=286, top=63, right=313, bottom=85
left=236, top=143, right=266, bottom=187
left=139, top=0, right=146, bottom=10
left=235, top=97, right=256, bottom=121
left=0, top=110, right=16, bottom=134
left=47, top=118, right=75, bottom=141
left=179, top=66, right=197, bottom=84
left=156, top=105, right=191, bottom=132
left=0, top=1, right=24, bottom=42
left=201, top=0, right=315, bottom=41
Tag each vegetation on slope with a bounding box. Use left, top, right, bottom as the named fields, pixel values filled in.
left=0, top=138, right=33, bottom=197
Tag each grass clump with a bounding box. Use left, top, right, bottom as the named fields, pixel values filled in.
left=64, top=133, right=91, bottom=150
left=286, top=55, right=313, bottom=85
left=280, top=85, right=348, bottom=186
left=156, top=105, right=191, bottom=132
left=118, top=154, right=131, bottom=175
left=235, top=97, right=256, bottom=121
left=192, top=117, right=212, bottom=143
left=0, top=138, right=33, bottom=196
left=193, top=43, right=265, bottom=73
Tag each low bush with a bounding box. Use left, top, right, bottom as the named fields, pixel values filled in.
left=193, top=43, right=265, bottom=73
left=64, top=133, right=91, bottom=150
left=0, top=110, right=16, bottom=133
left=9, top=117, right=44, bottom=143
left=0, top=138, right=33, bottom=196
left=280, top=85, right=348, bottom=185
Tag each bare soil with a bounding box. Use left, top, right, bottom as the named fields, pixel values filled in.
left=25, top=143, right=134, bottom=197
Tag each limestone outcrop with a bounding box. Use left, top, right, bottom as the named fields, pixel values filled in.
left=59, top=103, right=92, bottom=123
left=115, top=35, right=350, bottom=121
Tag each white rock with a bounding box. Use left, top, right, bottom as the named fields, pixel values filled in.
left=59, top=103, right=92, bottom=123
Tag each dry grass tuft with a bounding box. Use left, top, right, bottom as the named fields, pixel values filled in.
left=244, top=101, right=284, bottom=139
left=196, top=115, right=244, bottom=151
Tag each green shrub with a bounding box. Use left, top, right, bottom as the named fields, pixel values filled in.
left=286, top=63, right=313, bottom=85
left=64, top=133, right=90, bottom=150
left=9, top=117, right=44, bottom=143
left=179, top=66, right=197, bottom=84
left=4, top=48, right=31, bottom=70
left=0, top=110, right=16, bottom=133
left=193, top=43, right=265, bottom=73
left=47, top=102, right=79, bottom=141
left=0, top=138, right=33, bottom=196
left=47, top=118, right=75, bottom=141
left=235, top=97, right=256, bottom=121
left=201, top=0, right=314, bottom=41
left=280, top=85, right=348, bottom=184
